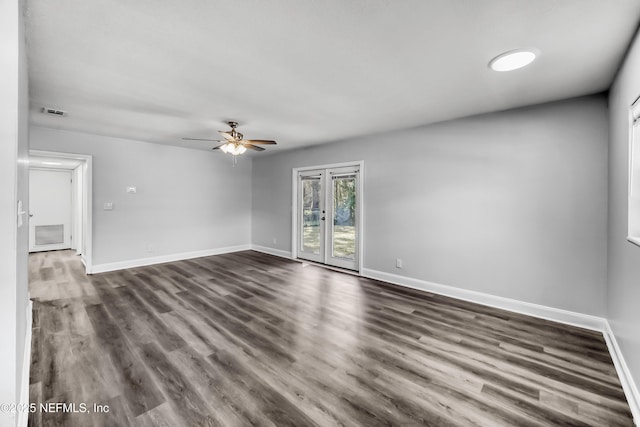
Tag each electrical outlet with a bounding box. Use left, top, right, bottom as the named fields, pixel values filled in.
left=396, top=258, right=402, bottom=268
left=146, top=244, right=155, bottom=253
left=103, top=202, right=113, bottom=210
left=272, top=237, right=277, bottom=245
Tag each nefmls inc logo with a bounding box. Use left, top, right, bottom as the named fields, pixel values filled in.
left=40, top=403, right=89, bottom=413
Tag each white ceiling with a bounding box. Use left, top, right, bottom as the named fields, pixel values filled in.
left=25, top=0, right=640, bottom=153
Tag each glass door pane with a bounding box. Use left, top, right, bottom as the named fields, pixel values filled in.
left=302, top=177, right=321, bottom=254
left=298, top=171, right=324, bottom=263
left=331, top=175, right=356, bottom=260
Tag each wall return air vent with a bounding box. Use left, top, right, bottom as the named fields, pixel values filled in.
left=42, top=107, right=67, bottom=117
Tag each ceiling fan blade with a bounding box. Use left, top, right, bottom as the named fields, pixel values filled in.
left=244, top=139, right=277, bottom=145
left=212, top=144, right=226, bottom=150
left=218, top=131, right=235, bottom=141
left=244, top=144, right=265, bottom=151
left=182, top=137, right=222, bottom=142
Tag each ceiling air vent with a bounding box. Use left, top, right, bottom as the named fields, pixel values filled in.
left=42, top=107, right=66, bottom=117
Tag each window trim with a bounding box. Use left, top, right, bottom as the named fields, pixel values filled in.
left=627, top=95, right=640, bottom=247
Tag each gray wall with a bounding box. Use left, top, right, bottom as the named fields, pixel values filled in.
left=1, top=0, right=30, bottom=423
left=253, top=95, right=609, bottom=315
left=31, top=127, right=253, bottom=267
left=608, top=29, right=640, bottom=394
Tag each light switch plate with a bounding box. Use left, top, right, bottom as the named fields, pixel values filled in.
left=104, top=202, right=114, bottom=210
left=126, top=186, right=137, bottom=194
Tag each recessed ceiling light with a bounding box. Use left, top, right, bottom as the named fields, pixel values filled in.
left=42, top=161, right=62, bottom=166
left=489, top=49, right=538, bottom=72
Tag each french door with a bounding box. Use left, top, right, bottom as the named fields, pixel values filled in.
left=297, top=165, right=360, bottom=270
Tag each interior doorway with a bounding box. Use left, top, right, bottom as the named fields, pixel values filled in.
left=292, top=162, right=363, bottom=272
left=29, top=168, right=74, bottom=252
left=29, top=150, right=93, bottom=273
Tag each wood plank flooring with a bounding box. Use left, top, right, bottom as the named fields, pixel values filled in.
left=28, top=250, right=634, bottom=426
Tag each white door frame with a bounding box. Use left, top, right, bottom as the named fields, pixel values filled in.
left=291, top=160, right=364, bottom=274
left=29, top=150, right=94, bottom=274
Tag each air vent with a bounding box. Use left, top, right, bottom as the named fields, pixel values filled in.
left=35, top=225, right=64, bottom=245
left=42, top=107, right=66, bottom=117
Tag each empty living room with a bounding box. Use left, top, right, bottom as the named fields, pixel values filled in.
left=3, top=0, right=640, bottom=426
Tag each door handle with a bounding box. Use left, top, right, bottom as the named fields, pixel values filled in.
left=321, top=217, right=326, bottom=221
left=29, top=213, right=33, bottom=218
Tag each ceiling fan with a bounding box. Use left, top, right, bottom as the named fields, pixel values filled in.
left=182, top=121, right=276, bottom=156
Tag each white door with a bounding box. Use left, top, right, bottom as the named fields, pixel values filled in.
left=29, top=169, right=73, bottom=252
left=326, top=167, right=359, bottom=270
left=297, top=166, right=360, bottom=270
left=298, top=170, right=325, bottom=263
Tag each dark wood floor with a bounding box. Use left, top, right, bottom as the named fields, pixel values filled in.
left=28, top=250, right=634, bottom=426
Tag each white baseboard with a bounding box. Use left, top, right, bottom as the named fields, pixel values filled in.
left=250, top=245, right=293, bottom=259
left=604, top=322, right=640, bottom=425
left=91, top=244, right=252, bottom=274
left=80, top=255, right=89, bottom=273
left=361, top=268, right=608, bottom=332
left=17, top=300, right=32, bottom=427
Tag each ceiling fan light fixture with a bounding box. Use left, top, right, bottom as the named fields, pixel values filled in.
left=489, top=49, right=537, bottom=72
left=183, top=121, right=276, bottom=160
left=222, top=142, right=247, bottom=156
